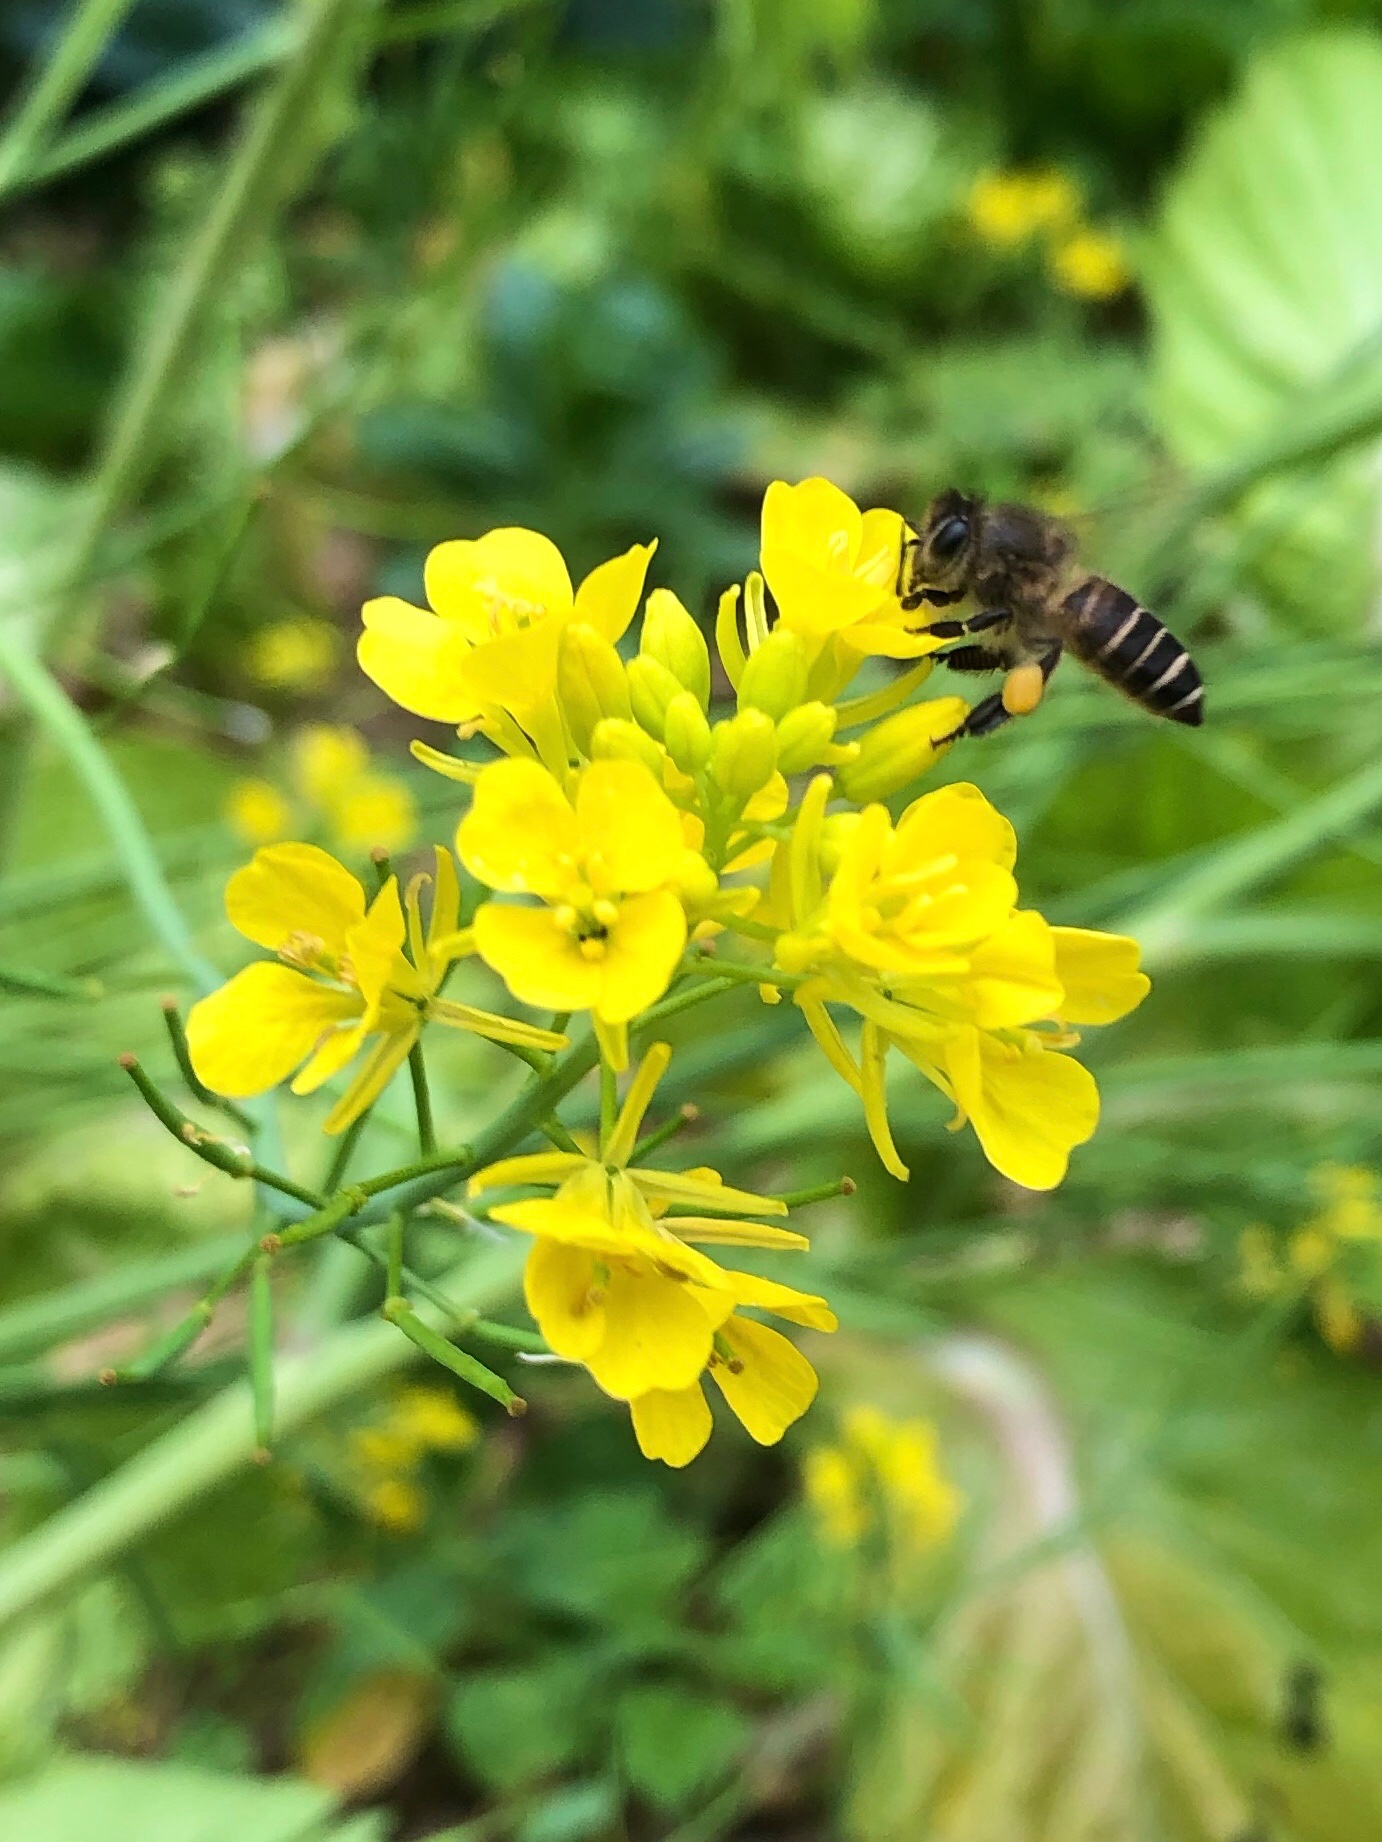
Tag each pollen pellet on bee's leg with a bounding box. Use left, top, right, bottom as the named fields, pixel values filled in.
left=1002, top=662, right=1047, bottom=717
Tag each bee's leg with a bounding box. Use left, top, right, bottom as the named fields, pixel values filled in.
left=899, top=585, right=965, bottom=613
left=940, top=645, right=1000, bottom=672
left=943, top=645, right=1061, bottom=743
left=928, top=607, right=1012, bottom=639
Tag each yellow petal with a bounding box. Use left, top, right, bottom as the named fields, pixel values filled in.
left=322, top=1024, right=418, bottom=1134
left=359, top=595, right=480, bottom=722
left=966, top=910, right=1064, bottom=1029
left=584, top=1265, right=717, bottom=1400
left=603, top=1040, right=673, bottom=1166
left=861, top=1020, right=909, bottom=1182
left=346, top=879, right=409, bottom=1011
left=225, top=842, right=365, bottom=954
left=572, top=540, right=657, bottom=642
left=944, top=1026, right=1099, bottom=1191
left=523, top=1238, right=606, bottom=1361
left=427, top=998, right=567, bottom=1051
left=429, top=847, right=461, bottom=951
left=576, top=760, right=685, bottom=894
left=469, top=1151, right=587, bottom=1195
left=894, top=780, right=1018, bottom=874
left=1050, top=926, right=1151, bottom=1024
left=473, top=903, right=603, bottom=1012
left=290, top=1018, right=369, bottom=1094
left=186, top=962, right=360, bottom=1098
left=456, top=619, right=564, bottom=721
left=595, top=891, right=687, bottom=1024
left=711, top=1317, right=818, bottom=1445
left=491, top=1195, right=631, bottom=1256
left=627, top=1167, right=788, bottom=1217
left=661, top=1218, right=810, bottom=1251
left=630, top=1385, right=713, bottom=1467
left=457, top=759, right=578, bottom=897
left=425, top=527, right=573, bottom=634
left=856, top=506, right=907, bottom=589
left=724, top=1271, right=838, bottom=1330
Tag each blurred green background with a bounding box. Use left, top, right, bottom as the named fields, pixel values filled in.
left=3, top=1, right=1382, bottom=1836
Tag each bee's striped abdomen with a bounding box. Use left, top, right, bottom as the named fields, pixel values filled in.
left=1062, top=576, right=1203, bottom=726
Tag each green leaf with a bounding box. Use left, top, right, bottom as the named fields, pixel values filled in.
left=616, top=1683, right=750, bottom=1812
left=1148, top=33, right=1382, bottom=631
left=501, top=1490, right=708, bottom=1629
left=446, top=1656, right=600, bottom=1793
left=0, top=1757, right=339, bottom=1842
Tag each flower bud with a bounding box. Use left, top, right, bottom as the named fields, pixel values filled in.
left=627, top=654, right=684, bottom=742
left=774, top=700, right=837, bottom=774
left=836, top=697, right=968, bottom=803
left=642, top=588, right=711, bottom=709
left=709, top=708, right=778, bottom=802
left=737, top=627, right=809, bottom=721
left=557, top=622, right=631, bottom=755
left=663, top=690, right=713, bottom=774
left=590, top=716, right=667, bottom=778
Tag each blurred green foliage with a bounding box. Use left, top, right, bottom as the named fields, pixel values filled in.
left=3, top=1, right=1382, bottom=1837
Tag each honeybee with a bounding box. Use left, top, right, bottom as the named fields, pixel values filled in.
left=897, top=489, right=1205, bottom=741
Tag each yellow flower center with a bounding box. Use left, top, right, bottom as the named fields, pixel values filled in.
left=476, top=579, right=551, bottom=636
left=552, top=880, right=622, bottom=960
left=277, top=931, right=331, bottom=972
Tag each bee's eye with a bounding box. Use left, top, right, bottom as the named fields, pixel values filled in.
left=931, top=515, right=970, bottom=561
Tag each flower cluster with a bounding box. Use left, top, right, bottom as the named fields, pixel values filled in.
left=804, top=1405, right=962, bottom=1554
left=343, top=1383, right=479, bottom=1533
left=966, top=168, right=1131, bottom=302
left=1238, top=1164, right=1382, bottom=1356
left=227, top=724, right=416, bottom=857
left=182, top=475, right=1152, bottom=1465
left=470, top=1042, right=836, bottom=1467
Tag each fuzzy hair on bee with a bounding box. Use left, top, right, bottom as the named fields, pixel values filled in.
left=897, top=488, right=1204, bottom=743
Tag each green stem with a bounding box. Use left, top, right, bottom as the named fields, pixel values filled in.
left=0, top=0, right=140, bottom=197
left=0, top=634, right=220, bottom=992
left=0, top=1241, right=526, bottom=1633
left=321, top=1108, right=370, bottom=1193
left=385, top=1211, right=406, bottom=1303
left=772, top=1175, right=856, bottom=1209
left=115, top=1242, right=258, bottom=1381
left=0, top=963, right=101, bottom=999
left=160, top=996, right=252, bottom=1130
left=249, top=1253, right=275, bottom=1452
left=409, top=1042, right=436, bottom=1156
left=119, top=1055, right=320, bottom=1208
left=630, top=1102, right=699, bottom=1165
left=381, top=1296, right=524, bottom=1414
left=599, top=1057, right=618, bottom=1146
left=0, top=1233, right=247, bottom=1366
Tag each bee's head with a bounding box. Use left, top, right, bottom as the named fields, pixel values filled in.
left=913, top=489, right=978, bottom=589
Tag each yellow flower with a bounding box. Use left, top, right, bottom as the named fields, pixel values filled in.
left=458, top=758, right=702, bottom=1064
left=291, top=724, right=370, bottom=806
left=770, top=778, right=1148, bottom=1189
left=246, top=616, right=341, bottom=690
left=805, top=1407, right=961, bottom=1555
left=1049, top=228, right=1131, bottom=300
left=363, top=1475, right=427, bottom=1535
left=226, top=777, right=292, bottom=846
left=967, top=169, right=1080, bottom=247
left=292, top=724, right=417, bottom=855
left=470, top=1041, right=836, bottom=1466
left=757, top=478, right=939, bottom=663
left=386, top=1384, right=480, bottom=1455
left=358, top=526, right=655, bottom=768
left=804, top=1444, right=867, bottom=1547
left=186, top=842, right=565, bottom=1133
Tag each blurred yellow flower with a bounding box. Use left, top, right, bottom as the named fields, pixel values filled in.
left=967, top=169, right=1080, bottom=246
left=346, top=1384, right=481, bottom=1534
left=359, top=526, right=655, bottom=769
left=1049, top=227, right=1131, bottom=300
left=470, top=1041, right=836, bottom=1467
left=225, top=725, right=417, bottom=859
left=805, top=1404, right=962, bottom=1554
left=186, top=842, right=565, bottom=1132
left=225, top=777, right=293, bottom=846
left=246, top=616, right=341, bottom=690
left=458, top=757, right=702, bottom=1063
left=363, top=1475, right=427, bottom=1535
